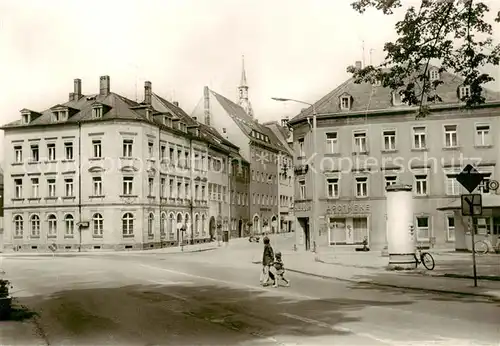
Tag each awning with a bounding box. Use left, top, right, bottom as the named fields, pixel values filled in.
left=437, top=194, right=500, bottom=211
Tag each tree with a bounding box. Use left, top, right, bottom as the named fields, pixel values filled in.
left=348, top=0, right=500, bottom=118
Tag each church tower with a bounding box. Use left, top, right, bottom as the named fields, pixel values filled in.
left=237, top=55, right=254, bottom=117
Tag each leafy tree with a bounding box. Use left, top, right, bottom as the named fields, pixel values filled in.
left=348, top=0, right=500, bottom=118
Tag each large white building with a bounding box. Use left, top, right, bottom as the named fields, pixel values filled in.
left=1, top=76, right=241, bottom=252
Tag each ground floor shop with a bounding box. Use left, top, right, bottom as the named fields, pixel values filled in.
left=294, top=197, right=459, bottom=251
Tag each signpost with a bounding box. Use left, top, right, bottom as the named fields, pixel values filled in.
left=454, top=164, right=494, bottom=287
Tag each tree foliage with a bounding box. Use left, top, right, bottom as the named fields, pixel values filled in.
left=348, top=0, right=500, bottom=118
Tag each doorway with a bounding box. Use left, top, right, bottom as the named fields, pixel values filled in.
left=298, top=217, right=310, bottom=251
left=238, top=219, right=243, bottom=238
left=209, top=217, right=215, bottom=240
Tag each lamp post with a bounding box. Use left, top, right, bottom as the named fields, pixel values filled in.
left=272, top=97, right=318, bottom=252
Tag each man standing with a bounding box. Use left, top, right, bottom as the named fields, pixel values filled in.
left=260, top=236, right=274, bottom=286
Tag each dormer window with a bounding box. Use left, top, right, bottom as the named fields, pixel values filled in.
left=340, top=95, right=351, bottom=110
left=92, top=106, right=103, bottom=119
left=146, top=109, right=151, bottom=120
left=392, top=91, right=403, bottom=106
left=22, top=113, right=30, bottom=124
left=52, top=110, right=68, bottom=122
left=429, top=69, right=439, bottom=81
left=459, top=85, right=471, bottom=99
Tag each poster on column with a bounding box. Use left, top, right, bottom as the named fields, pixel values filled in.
left=345, top=218, right=354, bottom=244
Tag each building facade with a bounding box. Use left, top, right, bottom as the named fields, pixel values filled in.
left=1, top=77, right=245, bottom=252
left=0, top=166, right=4, bottom=250
left=289, top=63, right=500, bottom=251
left=192, top=61, right=290, bottom=235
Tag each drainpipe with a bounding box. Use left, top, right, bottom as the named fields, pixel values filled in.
left=158, top=125, right=163, bottom=248
left=227, top=153, right=231, bottom=244
left=190, top=137, right=194, bottom=245
left=78, top=121, right=82, bottom=252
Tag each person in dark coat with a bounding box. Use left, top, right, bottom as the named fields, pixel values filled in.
left=260, top=236, right=274, bottom=286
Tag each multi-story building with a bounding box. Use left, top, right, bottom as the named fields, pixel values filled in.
left=288, top=62, right=500, bottom=251
left=0, top=77, right=245, bottom=252
left=264, top=120, right=294, bottom=233
left=0, top=166, right=4, bottom=250
left=192, top=59, right=290, bottom=235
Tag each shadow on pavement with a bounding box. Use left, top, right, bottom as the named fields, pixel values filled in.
left=14, top=282, right=414, bottom=345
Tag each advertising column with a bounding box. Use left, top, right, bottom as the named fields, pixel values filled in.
left=386, top=184, right=416, bottom=269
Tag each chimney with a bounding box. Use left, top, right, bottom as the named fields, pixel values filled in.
left=355, top=61, right=362, bottom=70
left=203, top=86, right=210, bottom=126
left=99, top=75, right=110, bottom=96
left=173, top=101, right=179, bottom=107
left=74, top=79, right=82, bottom=100
left=144, top=81, right=152, bottom=104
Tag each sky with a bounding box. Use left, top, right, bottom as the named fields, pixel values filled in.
left=1, top=0, right=499, bottom=163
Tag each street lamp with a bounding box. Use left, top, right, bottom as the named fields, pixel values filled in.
left=272, top=97, right=318, bottom=252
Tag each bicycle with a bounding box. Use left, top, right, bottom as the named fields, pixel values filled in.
left=474, top=237, right=500, bottom=254
left=414, top=248, right=435, bottom=270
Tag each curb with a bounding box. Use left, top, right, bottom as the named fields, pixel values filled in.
left=0, top=247, right=218, bottom=258
left=251, top=262, right=500, bottom=302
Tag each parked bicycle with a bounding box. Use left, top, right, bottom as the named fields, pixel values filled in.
left=414, top=248, right=435, bottom=270
left=474, top=236, right=500, bottom=254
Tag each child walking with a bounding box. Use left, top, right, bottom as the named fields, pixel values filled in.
left=271, top=251, right=290, bottom=288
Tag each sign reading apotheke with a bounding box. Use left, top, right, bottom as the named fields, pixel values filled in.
left=326, top=203, right=371, bottom=215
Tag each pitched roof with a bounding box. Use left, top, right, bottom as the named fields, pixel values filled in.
left=152, top=93, right=198, bottom=127
left=291, top=67, right=500, bottom=123
left=209, top=89, right=288, bottom=152
left=263, top=121, right=293, bottom=156
left=1, top=92, right=149, bottom=129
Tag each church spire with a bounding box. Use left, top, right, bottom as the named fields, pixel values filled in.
left=237, top=55, right=253, bottom=117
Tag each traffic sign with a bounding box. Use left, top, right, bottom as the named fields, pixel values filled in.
left=461, top=194, right=482, bottom=216
left=456, top=164, right=486, bottom=193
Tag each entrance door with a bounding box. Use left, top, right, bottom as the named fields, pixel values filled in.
left=209, top=217, right=215, bottom=240
left=238, top=219, right=243, bottom=238
left=304, top=221, right=310, bottom=251
left=297, top=217, right=310, bottom=250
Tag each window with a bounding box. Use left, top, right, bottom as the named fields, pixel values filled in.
left=14, top=145, right=22, bottom=163
left=64, top=142, right=74, bottom=160
left=412, top=127, right=426, bottom=149
left=93, top=213, right=103, bottom=236
left=123, top=177, right=133, bottom=195
left=355, top=177, right=368, bottom=197
left=185, top=152, right=190, bottom=168
left=201, top=185, right=206, bottom=200
left=62, top=214, right=74, bottom=236
left=14, top=178, right=23, bottom=198
left=340, top=96, right=351, bottom=110
left=202, top=215, right=206, bottom=236
left=383, top=130, right=396, bottom=151
left=185, top=183, right=190, bottom=199
left=459, top=85, right=470, bottom=99
left=298, top=138, right=305, bottom=157
left=392, top=92, right=402, bottom=106
left=430, top=69, right=439, bottom=81
left=148, top=213, right=154, bottom=236
left=446, top=216, right=455, bottom=242
left=169, top=147, right=175, bottom=162
left=31, top=144, right=39, bottom=162
left=48, top=214, right=57, bottom=236
left=415, top=175, right=428, bottom=195
left=177, top=181, right=182, bottom=199
left=160, top=213, right=167, bottom=236
left=445, top=172, right=460, bottom=196
left=30, top=215, right=40, bottom=237
left=326, top=132, right=338, bottom=153
left=160, top=145, right=166, bottom=161
left=416, top=216, right=430, bottom=241
left=92, top=106, right=103, bottom=118
left=65, top=178, right=74, bottom=197
left=299, top=180, right=306, bottom=199
left=48, top=178, right=56, bottom=197
left=148, top=178, right=154, bottom=196
left=47, top=143, right=56, bottom=161
left=148, top=142, right=154, bottom=158
left=169, top=179, right=174, bottom=198
left=14, top=215, right=23, bottom=237
left=444, top=125, right=458, bottom=148
left=122, top=213, right=134, bottom=236
left=475, top=124, right=491, bottom=146
left=160, top=178, right=166, bottom=197
left=327, top=178, right=339, bottom=198
left=384, top=176, right=397, bottom=191
left=92, top=140, right=102, bottom=158
left=92, top=176, right=102, bottom=196
left=353, top=132, right=367, bottom=153
left=122, top=139, right=133, bottom=157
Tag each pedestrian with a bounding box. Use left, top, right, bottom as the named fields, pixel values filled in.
left=270, top=251, right=289, bottom=288
left=260, top=236, right=274, bottom=286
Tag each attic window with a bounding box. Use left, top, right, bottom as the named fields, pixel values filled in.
left=52, top=110, right=67, bottom=122
left=92, top=106, right=103, bottom=119
left=429, top=69, right=439, bottom=81
left=340, top=96, right=351, bottom=110
left=22, top=113, right=30, bottom=124
left=392, top=92, right=402, bottom=106
left=459, top=85, right=471, bottom=99
left=146, top=109, right=151, bottom=120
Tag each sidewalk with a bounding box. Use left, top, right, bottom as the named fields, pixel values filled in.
left=0, top=242, right=219, bottom=257
left=253, top=250, right=500, bottom=301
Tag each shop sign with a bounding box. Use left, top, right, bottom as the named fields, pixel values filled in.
left=326, top=203, right=371, bottom=215
left=293, top=201, right=311, bottom=212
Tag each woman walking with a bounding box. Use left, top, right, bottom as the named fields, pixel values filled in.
left=260, top=236, right=274, bottom=286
